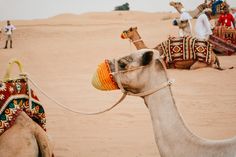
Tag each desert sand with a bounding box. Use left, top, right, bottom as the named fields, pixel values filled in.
left=0, top=11, right=236, bottom=157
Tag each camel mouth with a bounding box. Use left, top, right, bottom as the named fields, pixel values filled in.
left=91, top=60, right=119, bottom=91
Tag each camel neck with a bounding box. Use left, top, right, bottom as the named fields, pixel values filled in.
left=143, top=70, right=205, bottom=156
left=132, top=40, right=147, bottom=50
left=188, top=7, right=201, bottom=18
left=130, top=34, right=147, bottom=50
left=175, top=7, right=182, bottom=13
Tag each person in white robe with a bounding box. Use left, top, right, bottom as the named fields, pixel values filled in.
left=195, top=8, right=213, bottom=40
left=4, top=20, right=16, bottom=49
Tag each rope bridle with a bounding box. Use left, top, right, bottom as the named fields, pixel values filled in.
left=19, top=73, right=127, bottom=115
left=128, top=38, right=144, bottom=52
left=6, top=57, right=174, bottom=115
left=130, top=39, right=143, bottom=43
left=111, top=57, right=174, bottom=97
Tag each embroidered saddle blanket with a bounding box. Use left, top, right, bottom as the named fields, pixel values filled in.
left=160, top=36, right=213, bottom=66
left=0, top=78, right=46, bottom=135
left=213, top=26, right=236, bottom=44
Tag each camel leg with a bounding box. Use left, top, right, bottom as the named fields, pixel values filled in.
left=190, top=61, right=208, bottom=70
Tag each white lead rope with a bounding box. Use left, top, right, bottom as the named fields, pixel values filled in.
left=20, top=73, right=127, bottom=115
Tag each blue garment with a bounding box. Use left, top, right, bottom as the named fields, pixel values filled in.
left=212, top=0, right=223, bottom=15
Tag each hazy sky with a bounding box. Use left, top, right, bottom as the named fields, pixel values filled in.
left=0, top=0, right=236, bottom=20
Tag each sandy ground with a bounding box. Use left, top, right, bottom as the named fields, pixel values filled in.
left=0, top=11, right=236, bottom=157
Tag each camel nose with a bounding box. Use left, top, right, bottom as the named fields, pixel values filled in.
left=91, top=60, right=119, bottom=91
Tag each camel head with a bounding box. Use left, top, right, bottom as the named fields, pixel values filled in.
left=121, top=27, right=138, bottom=40
left=121, top=26, right=147, bottom=50
left=169, top=1, right=184, bottom=13
left=92, top=49, right=165, bottom=94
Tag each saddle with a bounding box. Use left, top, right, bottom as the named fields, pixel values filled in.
left=213, top=26, right=236, bottom=44
left=0, top=60, right=46, bottom=135
left=160, top=36, right=213, bottom=66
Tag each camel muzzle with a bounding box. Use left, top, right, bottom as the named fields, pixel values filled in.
left=120, top=32, right=128, bottom=39
left=91, top=60, right=119, bottom=91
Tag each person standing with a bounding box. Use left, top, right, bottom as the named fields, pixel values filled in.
left=195, top=8, right=213, bottom=40
left=217, top=7, right=235, bottom=28
left=4, top=20, right=16, bottom=49
left=178, top=8, right=193, bottom=37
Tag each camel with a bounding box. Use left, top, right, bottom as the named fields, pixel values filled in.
left=121, top=27, right=222, bottom=70
left=0, top=112, right=53, bottom=157
left=0, top=60, right=54, bottom=157
left=169, top=1, right=207, bottom=18
left=169, top=0, right=229, bottom=19
left=102, top=48, right=236, bottom=157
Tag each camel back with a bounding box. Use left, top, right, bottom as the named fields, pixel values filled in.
left=160, top=36, right=213, bottom=65
left=0, top=61, right=46, bottom=135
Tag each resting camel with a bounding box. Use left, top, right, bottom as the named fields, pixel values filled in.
left=97, top=48, right=236, bottom=157
left=0, top=60, right=53, bottom=157
left=121, top=27, right=222, bottom=70
left=169, top=0, right=229, bottom=19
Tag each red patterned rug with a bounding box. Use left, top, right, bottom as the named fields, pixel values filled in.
left=160, top=36, right=213, bottom=66
left=213, top=26, right=236, bottom=44
left=0, top=78, right=46, bottom=135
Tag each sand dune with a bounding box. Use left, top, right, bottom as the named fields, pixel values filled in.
left=0, top=11, right=236, bottom=157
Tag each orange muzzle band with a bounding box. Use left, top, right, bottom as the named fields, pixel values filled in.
left=121, top=32, right=127, bottom=39
left=91, top=60, right=118, bottom=91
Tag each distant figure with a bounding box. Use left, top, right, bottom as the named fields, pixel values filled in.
left=178, top=8, right=193, bottom=37
left=217, top=7, right=235, bottom=28
left=211, top=0, right=223, bottom=15
left=114, top=3, right=130, bottom=11
left=195, top=8, right=213, bottom=40
left=4, top=20, right=16, bottom=49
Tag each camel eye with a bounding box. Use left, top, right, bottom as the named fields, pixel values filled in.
left=118, top=61, right=127, bottom=69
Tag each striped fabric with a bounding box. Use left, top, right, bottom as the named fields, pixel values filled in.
left=213, top=26, right=236, bottom=44
left=160, top=36, right=212, bottom=65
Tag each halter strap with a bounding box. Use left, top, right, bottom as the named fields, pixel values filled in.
left=126, top=79, right=174, bottom=97
left=112, top=58, right=174, bottom=97
left=130, top=39, right=143, bottom=43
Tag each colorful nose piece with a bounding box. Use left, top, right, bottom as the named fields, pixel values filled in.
left=91, top=60, right=118, bottom=91
left=121, top=33, right=127, bottom=39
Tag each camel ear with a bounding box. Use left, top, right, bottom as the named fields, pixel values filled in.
left=129, top=27, right=133, bottom=31
left=142, top=51, right=153, bottom=66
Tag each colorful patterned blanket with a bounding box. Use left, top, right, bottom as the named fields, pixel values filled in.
left=0, top=78, right=46, bottom=135
left=213, top=26, right=236, bottom=44
left=160, top=36, right=213, bottom=65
